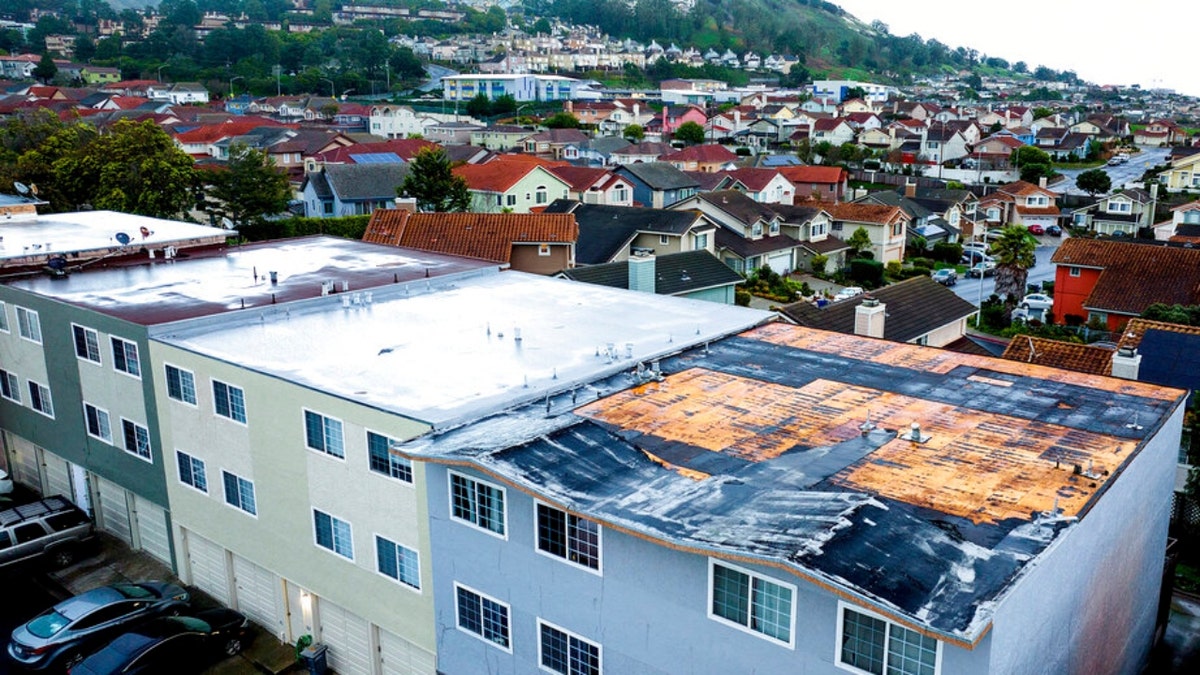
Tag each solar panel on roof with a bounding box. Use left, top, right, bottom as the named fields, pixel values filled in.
left=349, top=152, right=403, bottom=164
left=1136, top=329, right=1200, bottom=391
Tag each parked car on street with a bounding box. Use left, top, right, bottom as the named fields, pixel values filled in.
left=930, top=269, right=957, bottom=286
left=833, top=286, right=864, bottom=301
left=68, top=608, right=251, bottom=675
left=967, top=261, right=996, bottom=278
left=962, top=241, right=989, bottom=254
left=961, top=250, right=993, bottom=265
left=1027, top=224, right=1045, bottom=235
left=1021, top=293, right=1054, bottom=311
left=1045, top=224, right=1062, bottom=237
left=0, top=495, right=95, bottom=571
left=7, top=582, right=190, bottom=671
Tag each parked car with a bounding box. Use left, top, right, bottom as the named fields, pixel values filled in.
left=1045, top=224, right=1063, bottom=237
left=930, top=269, right=957, bottom=286
left=961, top=250, right=994, bottom=266
left=7, top=582, right=190, bottom=671
left=68, top=608, right=251, bottom=675
left=1021, top=293, right=1054, bottom=311
left=0, top=495, right=95, bottom=571
left=1027, top=224, right=1045, bottom=235
left=967, top=261, right=996, bottom=278
left=962, top=241, right=989, bottom=254
left=0, top=468, right=12, bottom=496
left=833, top=286, right=864, bottom=301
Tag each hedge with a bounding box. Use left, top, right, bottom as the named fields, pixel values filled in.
left=236, top=215, right=372, bottom=242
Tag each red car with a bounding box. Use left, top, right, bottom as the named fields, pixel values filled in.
left=1027, top=224, right=1045, bottom=235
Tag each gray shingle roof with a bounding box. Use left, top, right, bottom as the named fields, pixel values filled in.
left=322, top=163, right=410, bottom=200
left=617, top=162, right=701, bottom=190
left=779, top=276, right=977, bottom=343
left=545, top=200, right=707, bottom=265
left=560, top=250, right=742, bottom=296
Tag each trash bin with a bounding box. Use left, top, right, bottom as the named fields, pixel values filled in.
left=300, top=643, right=328, bottom=675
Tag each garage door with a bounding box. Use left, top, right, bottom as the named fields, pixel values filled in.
left=233, top=555, right=285, bottom=639
left=132, top=495, right=172, bottom=566
left=95, top=477, right=134, bottom=546
left=42, top=453, right=72, bottom=502
left=185, top=530, right=229, bottom=605
left=5, top=432, right=42, bottom=492
left=765, top=251, right=792, bottom=274
left=378, top=626, right=436, bottom=675
left=318, top=598, right=371, bottom=675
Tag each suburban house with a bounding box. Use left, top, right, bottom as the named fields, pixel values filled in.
left=1135, top=119, right=1188, bottom=147
left=968, top=135, right=1023, bottom=170
left=609, top=141, right=674, bottom=165
left=453, top=160, right=572, bottom=214
left=523, top=128, right=590, bottom=159
left=779, top=276, right=978, bottom=348
left=855, top=188, right=958, bottom=248
left=921, top=125, right=969, bottom=164
left=660, top=144, right=739, bottom=173
left=717, top=167, right=795, bottom=204
left=547, top=166, right=635, bottom=206
left=469, top=125, right=533, bottom=152
left=1050, top=237, right=1200, bottom=330
left=543, top=200, right=716, bottom=265
left=1167, top=200, right=1200, bottom=243
left=424, top=121, right=484, bottom=146
left=670, top=190, right=802, bottom=274
left=368, top=104, right=442, bottom=139
left=300, top=163, right=410, bottom=218
left=1157, top=151, right=1200, bottom=192
left=558, top=250, right=743, bottom=304
left=363, top=210, right=578, bottom=274
left=777, top=165, right=849, bottom=202
left=147, top=82, right=210, bottom=105
left=809, top=117, right=856, bottom=147
left=649, top=104, right=707, bottom=136
left=613, top=162, right=701, bottom=208
left=1070, top=187, right=1158, bottom=237
left=770, top=204, right=848, bottom=273
left=822, top=201, right=910, bottom=264
left=976, top=180, right=1061, bottom=233
left=560, top=136, right=632, bottom=166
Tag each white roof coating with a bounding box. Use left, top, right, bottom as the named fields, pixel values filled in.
left=0, top=210, right=230, bottom=262
left=154, top=272, right=772, bottom=427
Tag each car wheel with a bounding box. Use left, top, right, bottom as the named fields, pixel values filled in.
left=51, top=547, right=76, bottom=568
left=61, top=650, right=84, bottom=670
left=1021, top=303, right=1030, bottom=309
left=224, top=637, right=243, bottom=656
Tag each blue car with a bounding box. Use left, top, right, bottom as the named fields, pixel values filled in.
left=1045, top=224, right=1063, bottom=236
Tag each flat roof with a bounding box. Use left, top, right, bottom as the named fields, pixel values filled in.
left=0, top=210, right=230, bottom=264
left=153, top=272, right=772, bottom=427
left=397, top=322, right=1185, bottom=645
left=5, top=236, right=498, bottom=325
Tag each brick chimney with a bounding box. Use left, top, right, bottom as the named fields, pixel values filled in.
left=1038, top=176, right=1048, bottom=189
left=1111, top=347, right=1141, bottom=380
left=905, top=180, right=917, bottom=198
left=628, top=253, right=656, bottom=293
left=394, top=197, right=417, bottom=213
left=854, top=297, right=886, bottom=339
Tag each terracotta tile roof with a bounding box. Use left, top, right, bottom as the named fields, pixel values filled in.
left=1000, top=336, right=1115, bottom=376
left=998, top=180, right=1055, bottom=198
left=363, top=210, right=578, bottom=263
left=173, top=119, right=291, bottom=143
left=812, top=117, right=847, bottom=131
left=777, top=165, right=845, bottom=184
left=1051, top=238, right=1200, bottom=315
left=661, top=143, right=738, bottom=164
left=1117, top=318, right=1200, bottom=351
left=822, top=201, right=904, bottom=224
left=482, top=153, right=569, bottom=168
left=721, top=167, right=781, bottom=192
left=453, top=158, right=567, bottom=193
left=548, top=166, right=622, bottom=192
left=1014, top=205, right=1061, bottom=216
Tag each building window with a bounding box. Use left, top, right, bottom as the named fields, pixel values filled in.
left=73, top=325, right=101, bottom=364
left=539, top=243, right=552, bottom=256
left=506, top=194, right=517, bottom=206
left=450, top=472, right=506, bottom=537
left=0, top=301, right=8, bottom=333
left=212, top=380, right=247, bottom=423
left=222, top=471, right=257, bottom=516
left=539, top=621, right=601, bottom=675
left=892, top=222, right=904, bottom=237
left=1, top=369, right=21, bottom=403
left=121, top=419, right=151, bottom=461
left=1088, top=311, right=1108, bottom=326
left=304, top=410, right=344, bottom=458
left=1069, top=266, right=1081, bottom=277
left=455, top=584, right=511, bottom=651
left=694, top=232, right=709, bottom=249
left=752, top=223, right=763, bottom=237
left=1185, top=211, right=1200, bottom=224
left=536, top=185, right=548, bottom=204
left=838, top=605, right=940, bottom=675
left=28, top=380, right=53, bottom=417
left=165, top=365, right=197, bottom=405
left=15, top=306, right=40, bottom=344
left=536, top=503, right=600, bottom=571
left=613, top=187, right=627, bottom=202
left=367, top=431, right=412, bottom=482
left=111, top=337, right=140, bottom=377
left=177, top=451, right=207, bottom=493
left=84, top=403, right=112, bottom=443
left=709, top=560, right=794, bottom=645
left=375, top=535, right=420, bottom=589
left=313, top=509, right=354, bottom=560
left=986, top=207, right=999, bottom=220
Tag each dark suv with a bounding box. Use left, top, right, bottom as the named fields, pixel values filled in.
left=0, top=495, right=95, bottom=570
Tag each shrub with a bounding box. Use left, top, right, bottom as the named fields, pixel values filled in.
left=1042, top=280, right=1054, bottom=296
left=799, top=281, right=813, bottom=297
left=810, top=254, right=828, bottom=277
left=735, top=289, right=751, bottom=306
left=885, top=260, right=902, bottom=278
left=931, top=242, right=963, bottom=264
left=849, top=258, right=884, bottom=287
left=908, top=256, right=934, bottom=269
left=238, top=215, right=371, bottom=242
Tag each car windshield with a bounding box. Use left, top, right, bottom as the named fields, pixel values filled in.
left=27, top=609, right=70, bottom=638
left=113, top=583, right=155, bottom=600
left=169, top=616, right=212, bottom=632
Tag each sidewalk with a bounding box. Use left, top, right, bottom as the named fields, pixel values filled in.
left=46, top=534, right=298, bottom=675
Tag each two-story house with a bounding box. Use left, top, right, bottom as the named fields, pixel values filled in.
left=547, top=166, right=635, bottom=207
left=301, top=163, right=411, bottom=218
left=976, top=180, right=1060, bottom=233
left=670, top=190, right=802, bottom=274
left=613, top=162, right=700, bottom=208
left=544, top=200, right=716, bottom=265
left=822, top=201, right=910, bottom=264
left=778, top=165, right=849, bottom=202
left=660, top=144, right=740, bottom=173
left=1070, top=188, right=1156, bottom=237
left=454, top=160, right=573, bottom=214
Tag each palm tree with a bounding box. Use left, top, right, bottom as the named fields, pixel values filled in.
left=990, top=225, right=1037, bottom=306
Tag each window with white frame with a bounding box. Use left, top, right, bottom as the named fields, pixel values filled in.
left=769, top=221, right=780, bottom=235
left=1186, top=211, right=1200, bottom=224
left=304, top=410, right=344, bottom=458
left=1, top=369, right=20, bottom=403
left=838, top=604, right=940, bottom=675
left=84, top=403, right=112, bottom=443
left=111, top=337, right=140, bottom=377
left=539, top=621, right=601, bottom=675
left=177, top=451, right=207, bottom=492
left=694, top=232, right=709, bottom=249
left=659, top=235, right=670, bottom=245
left=212, top=380, right=246, bottom=423
left=121, top=419, right=151, bottom=461
left=0, top=301, right=8, bottom=332
left=1026, top=196, right=1047, bottom=206
left=450, top=472, right=506, bottom=537
left=986, top=207, right=999, bottom=220
left=15, top=306, right=40, bottom=343
left=613, top=187, right=627, bottom=202
left=708, top=560, right=794, bottom=645
left=28, top=380, right=53, bottom=417
left=313, top=509, right=354, bottom=560
left=506, top=194, right=517, bottom=206
left=1107, top=200, right=1131, bottom=213
left=367, top=431, right=413, bottom=483
left=455, top=584, right=511, bottom=650
left=375, top=535, right=420, bottom=589
left=222, top=471, right=256, bottom=515
left=536, top=503, right=600, bottom=571
left=752, top=223, right=763, bottom=237
left=536, top=185, right=548, bottom=204
left=1069, top=267, right=1081, bottom=277
left=165, top=365, right=197, bottom=405
left=72, top=325, right=101, bottom=364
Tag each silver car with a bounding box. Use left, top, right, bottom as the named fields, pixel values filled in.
left=7, top=582, right=189, bottom=671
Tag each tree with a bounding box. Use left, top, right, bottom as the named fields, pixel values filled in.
left=199, top=143, right=291, bottom=230
left=389, top=47, right=425, bottom=84
left=543, top=112, right=580, bottom=129
left=51, top=119, right=196, bottom=218
left=491, top=94, right=517, bottom=116
left=846, top=227, right=873, bottom=257
left=1076, top=169, right=1112, bottom=197
left=465, top=93, right=491, bottom=118
left=399, top=147, right=470, bottom=212
left=673, top=120, right=705, bottom=145
left=623, top=124, right=645, bottom=142
left=1013, top=145, right=1056, bottom=183
left=33, top=52, right=57, bottom=83
left=990, top=225, right=1037, bottom=306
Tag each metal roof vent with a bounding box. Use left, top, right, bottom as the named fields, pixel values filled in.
left=903, top=421, right=930, bottom=444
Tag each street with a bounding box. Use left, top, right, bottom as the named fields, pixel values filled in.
left=1054, top=145, right=1171, bottom=194
left=951, top=237, right=1060, bottom=304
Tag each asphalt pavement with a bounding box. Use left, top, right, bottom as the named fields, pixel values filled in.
left=951, top=235, right=1061, bottom=305
left=0, top=570, right=62, bottom=675
left=1055, top=145, right=1172, bottom=195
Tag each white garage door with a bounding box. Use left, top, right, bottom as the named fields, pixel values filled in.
left=378, top=626, right=436, bottom=675
left=5, top=432, right=42, bottom=492
left=132, top=495, right=172, bottom=565
left=318, top=598, right=371, bottom=675
left=233, top=555, right=285, bottom=639
left=96, top=477, right=134, bottom=546
left=765, top=251, right=792, bottom=274
left=42, top=452, right=71, bottom=501
left=185, top=530, right=229, bottom=605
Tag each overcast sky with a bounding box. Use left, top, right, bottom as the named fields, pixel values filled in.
left=833, top=1, right=1197, bottom=97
